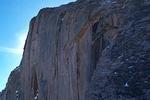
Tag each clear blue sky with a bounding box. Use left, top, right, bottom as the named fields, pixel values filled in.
left=0, top=0, right=76, bottom=91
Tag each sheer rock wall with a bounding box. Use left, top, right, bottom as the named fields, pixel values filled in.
left=0, top=0, right=150, bottom=100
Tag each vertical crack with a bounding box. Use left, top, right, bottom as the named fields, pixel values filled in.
left=31, top=69, right=39, bottom=100
left=76, top=45, right=80, bottom=100
left=91, top=21, right=109, bottom=80
left=54, top=11, right=66, bottom=100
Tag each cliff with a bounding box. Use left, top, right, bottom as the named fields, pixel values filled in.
left=0, top=0, right=150, bottom=100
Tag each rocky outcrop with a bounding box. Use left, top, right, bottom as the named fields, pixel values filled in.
left=0, top=0, right=150, bottom=100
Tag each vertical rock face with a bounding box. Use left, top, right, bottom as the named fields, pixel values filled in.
left=0, top=0, right=150, bottom=100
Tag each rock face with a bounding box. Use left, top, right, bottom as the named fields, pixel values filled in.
left=0, top=0, right=150, bottom=100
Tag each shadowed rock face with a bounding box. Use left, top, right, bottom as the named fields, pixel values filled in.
left=0, top=0, right=150, bottom=100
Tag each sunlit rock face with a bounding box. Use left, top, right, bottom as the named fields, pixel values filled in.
left=0, top=0, right=150, bottom=100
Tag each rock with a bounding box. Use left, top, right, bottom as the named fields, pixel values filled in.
left=0, top=0, right=150, bottom=100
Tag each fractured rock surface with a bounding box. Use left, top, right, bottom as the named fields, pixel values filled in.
left=0, top=0, right=150, bottom=100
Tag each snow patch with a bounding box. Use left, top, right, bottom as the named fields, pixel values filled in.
left=34, top=93, right=39, bottom=100
left=128, top=66, right=134, bottom=69
left=15, top=90, right=18, bottom=94
left=124, top=82, right=129, bottom=87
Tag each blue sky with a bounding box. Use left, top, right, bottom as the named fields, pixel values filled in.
left=0, top=0, right=76, bottom=91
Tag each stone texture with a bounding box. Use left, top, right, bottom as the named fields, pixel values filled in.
left=0, top=0, right=150, bottom=100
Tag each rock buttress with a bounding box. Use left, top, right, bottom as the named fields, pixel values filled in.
left=0, top=0, right=150, bottom=100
